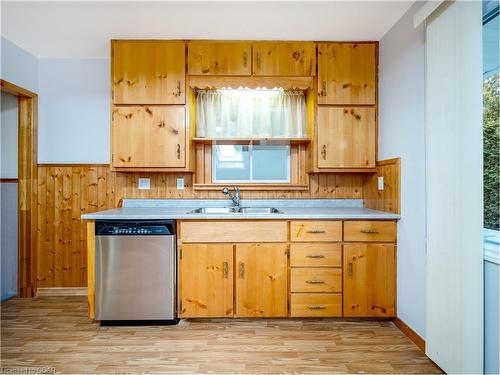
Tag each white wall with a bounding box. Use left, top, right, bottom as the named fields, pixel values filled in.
left=1, top=37, right=38, bottom=93
left=378, top=2, right=426, bottom=338
left=1, top=92, right=18, bottom=178
left=38, top=59, right=110, bottom=163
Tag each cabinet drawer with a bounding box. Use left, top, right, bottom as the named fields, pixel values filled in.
left=290, top=221, right=342, bottom=242
left=344, top=221, right=396, bottom=242
left=290, top=243, right=342, bottom=267
left=291, top=268, right=342, bottom=293
left=180, top=221, right=288, bottom=243
left=290, top=293, right=342, bottom=317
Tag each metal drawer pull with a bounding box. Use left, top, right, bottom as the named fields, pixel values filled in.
left=256, top=51, right=261, bottom=69
left=306, top=280, right=325, bottom=284
left=348, top=262, right=353, bottom=279
left=321, top=145, right=327, bottom=160
left=306, top=229, right=326, bottom=234
left=239, top=263, right=245, bottom=279
left=306, top=254, right=326, bottom=259
left=243, top=51, right=248, bottom=67
left=223, top=261, right=229, bottom=279
left=176, top=80, right=182, bottom=96
left=360, top=229, right=379, bottom=234
left=307, top=305, right=327, bottom=310
left=176, top=144, right=181, bottom=159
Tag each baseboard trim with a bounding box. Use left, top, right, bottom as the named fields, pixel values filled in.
left=36, top=287, right=88, bottom=297
left=393, top=317, right=425, bottom=352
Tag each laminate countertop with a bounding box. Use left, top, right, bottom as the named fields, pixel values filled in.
left=81, top=199, right=400, bottom=220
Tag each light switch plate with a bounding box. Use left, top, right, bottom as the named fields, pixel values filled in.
left=138, top=178, right=150, bottom=190
left=377, top=176, right=384, bottom=191
left=176, top=177, right=185, bottom=190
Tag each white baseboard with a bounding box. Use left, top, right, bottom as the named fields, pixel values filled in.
left=36, top=287, right=88, bottom=297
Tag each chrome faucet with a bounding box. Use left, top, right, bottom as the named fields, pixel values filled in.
left=222, top=186, right=241, bottom=208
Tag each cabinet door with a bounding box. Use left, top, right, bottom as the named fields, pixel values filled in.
left=188, top=41, right=252, bottom=75
left=180, top=244, right=234, bottom=318
left=317, top=107, right=375, bottom=169
left=318, top=43, right=376, bottom=105
left=112, top=41, right=185, bottom=105
left=112, top=106, right=185, bottom=168
left=235, top=243, right=288, bottom=317
left=343, top=243, right=396, bottom=317
left=252, top=42, right=316, bottom=76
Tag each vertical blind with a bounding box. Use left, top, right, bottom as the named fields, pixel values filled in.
left=196, top=88, right=306, bottom=138
left=424, top=1, right=484, bottom=373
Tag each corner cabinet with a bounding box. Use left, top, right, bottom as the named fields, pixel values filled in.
left=111, top=106, right=185, bottom=168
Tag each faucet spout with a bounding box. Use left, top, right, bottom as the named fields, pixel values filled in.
left=222, top=186, right=241, bottom=208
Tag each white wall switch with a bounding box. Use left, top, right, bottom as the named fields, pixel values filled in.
left=176, top=177, right=185, bottom=190
left=138, top=177, right=150, bottom=190
left=377, top=176, right=384, bottom=191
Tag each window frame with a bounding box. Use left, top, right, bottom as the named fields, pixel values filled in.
left=211, top=143, right=291, bottom=184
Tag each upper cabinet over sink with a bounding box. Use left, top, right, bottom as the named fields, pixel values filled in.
left=188, top=41, right=252, bottom=76
left=112, top=41, right=186, bottom=104
left=252, top=42, right=316, bottom=76
left=317, top=43, right=376, bottom=105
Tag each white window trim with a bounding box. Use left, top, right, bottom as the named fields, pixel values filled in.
left=212, top=144, right=291, bottom=184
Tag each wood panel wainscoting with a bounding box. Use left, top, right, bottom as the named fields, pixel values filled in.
left=35, top=158, right=399, bottom=289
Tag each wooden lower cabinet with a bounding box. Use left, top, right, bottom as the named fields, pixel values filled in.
left=343, top=243, right=396, bottom=317
left=179, top=243, right=233, bottom=318
left=235, top=243, right=288, bottom=317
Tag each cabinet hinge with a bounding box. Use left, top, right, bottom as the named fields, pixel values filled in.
left=111, top=154, right=114, bottom=163
left=179, top=247, right=182, bottom=260
left=287, top=244, right=290, bottom=259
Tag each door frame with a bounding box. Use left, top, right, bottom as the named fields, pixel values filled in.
left=1, top=79, right=38, bottom=298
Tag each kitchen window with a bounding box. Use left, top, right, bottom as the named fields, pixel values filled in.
left=212, top=144, right=290, bottom=183
left=195, top=88, right=306, bottom=185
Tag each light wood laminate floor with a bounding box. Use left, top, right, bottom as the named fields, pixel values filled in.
left=1, top=297, right=442, bottom=374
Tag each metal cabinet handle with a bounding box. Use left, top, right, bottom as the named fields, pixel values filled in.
left=305, top=279, right=325, bottom=284
left=307, top=305, right=327, bottom=310
left=176, top=80, right=182, bottom=96
left=176, top=144, right=181, bottom=159
left=321, top=145, right=327, bottom=160
left=243, top=51, right=248, bottom=67
left=256, top=51, right=261, bottom=69
left=306, top=229, right=326, bottom=234
left=239, top=263, right=245, bottom=279
left=320, top=80, right=327, bottom=96
left=360, top=229, right=379, bottom=234
left=306, top=254, right=326, bottom=259
left=348, top=262, right=353, bottom=279
left=223, top=261, right=229, bottom=279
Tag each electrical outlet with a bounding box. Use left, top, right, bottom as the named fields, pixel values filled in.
left=377, top=176, right=384, bottom=191
left=138, top=178, right=150, bottom=190
left=176, top=177, right=185, bottom=190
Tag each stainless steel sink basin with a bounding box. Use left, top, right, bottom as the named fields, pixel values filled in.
left=187, top=207, right=282, bottom=214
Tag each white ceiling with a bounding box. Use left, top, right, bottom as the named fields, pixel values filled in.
left=1, top=1, right=413, bottom=59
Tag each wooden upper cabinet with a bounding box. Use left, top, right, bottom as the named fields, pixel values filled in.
left=112, top=41, right=185, bottom=105
left=235, top=243, right=288, bottom=317
left=343, top=243, right=396, bottom=317
left=317, top=107, right=376, bottom=169
left=180, top=244, right=234, bottom=318
left=188, top=41, right=252, bottom=75
left=112, top=106, right=185, bottom=168
left=252, top=42, right=316, bottom=76
left=317, top=43, right=376, bottom=105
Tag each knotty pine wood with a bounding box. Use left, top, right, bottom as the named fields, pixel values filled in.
left=1, top=296, right=442, bottom=374
left=36, top=165, right=366, bottom=288
left=363, top=158, right=401, bottom=214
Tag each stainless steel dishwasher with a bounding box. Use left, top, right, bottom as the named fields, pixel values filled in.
left=95, top=220, right=178, bottom=324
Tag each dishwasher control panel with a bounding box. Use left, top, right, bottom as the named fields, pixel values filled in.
left=96, top=220, right=175, bottom=236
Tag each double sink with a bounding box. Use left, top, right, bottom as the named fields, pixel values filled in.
left=188, top=207, right=282, bottom=215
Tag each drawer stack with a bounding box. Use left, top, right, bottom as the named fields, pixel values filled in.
left=289, top=221, right=343, bottom=317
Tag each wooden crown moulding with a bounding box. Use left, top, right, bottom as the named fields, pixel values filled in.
left=188, top=76, right=315, bottom=90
